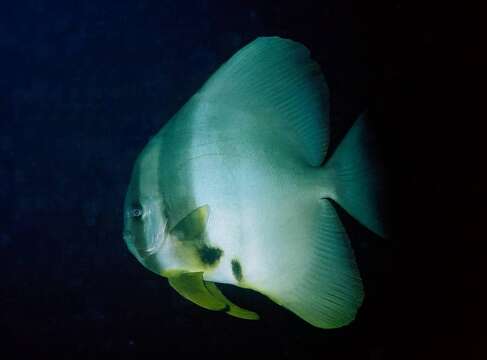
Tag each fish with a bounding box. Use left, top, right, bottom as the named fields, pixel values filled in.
left=123, top=36, right=386, bottom=329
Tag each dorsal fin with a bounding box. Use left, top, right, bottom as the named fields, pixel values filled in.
left=197, top=36, right=330, bottom=166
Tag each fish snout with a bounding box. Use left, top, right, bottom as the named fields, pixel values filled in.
left=124, top=228, right=165, bottom=259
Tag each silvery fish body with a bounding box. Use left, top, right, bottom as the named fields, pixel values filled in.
left=123, top=37, right=386, bottom=328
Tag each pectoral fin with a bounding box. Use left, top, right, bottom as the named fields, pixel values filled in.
left=168, top=272, right=259, bottom=320
left=169, top=205, right=209, bottom=241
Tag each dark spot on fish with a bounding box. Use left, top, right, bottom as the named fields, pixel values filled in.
left=231, top=259, right=243, bottom=282
left=198, top=245, right=223, bottom=266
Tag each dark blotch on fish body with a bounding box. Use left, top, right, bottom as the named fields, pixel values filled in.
left=231, top=259, right=243, bottom=282
left=198, top=245, right=223, bottom=266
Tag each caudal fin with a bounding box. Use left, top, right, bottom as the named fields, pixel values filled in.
left=323, top=113, right=388, bottom=238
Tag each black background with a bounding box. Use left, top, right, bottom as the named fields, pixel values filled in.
left=1, top=0, right=482, bottom=358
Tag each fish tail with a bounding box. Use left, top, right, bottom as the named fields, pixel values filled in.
left=266, top=112, right=388, bottom=329
left=321, top=112, right=388, bottom=238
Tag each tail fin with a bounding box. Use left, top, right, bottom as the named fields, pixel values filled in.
left=323, top=113, right=387, bottom=238
left=247, top=113, right=386, bottom=328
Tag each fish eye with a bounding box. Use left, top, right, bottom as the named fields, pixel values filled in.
left=130, top=205, right=144, bottom=218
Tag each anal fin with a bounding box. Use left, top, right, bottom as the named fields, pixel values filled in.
left=257, top=199, right=364, bottom=328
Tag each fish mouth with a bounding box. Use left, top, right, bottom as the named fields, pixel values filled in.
left=141, top=229, right=165, bottom=256
left=123, top=229, right=165, bottom=259
left=139, top=232, right=165, bottom=259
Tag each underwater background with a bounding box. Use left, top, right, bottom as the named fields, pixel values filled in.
left=1, top=0, right=482, bottom=358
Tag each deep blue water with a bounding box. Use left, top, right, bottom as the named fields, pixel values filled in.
left=1, top=0, right=482, bottom=358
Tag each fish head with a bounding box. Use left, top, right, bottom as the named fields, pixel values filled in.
left=124, top=185, right=219, bottom=278
left=122, top=139, right=172, bottom=275
left=123, top=188, right=168, bottom=271
left=123, top=139, right=210, bottom=277
left=123, top=191, right=213, bottom=277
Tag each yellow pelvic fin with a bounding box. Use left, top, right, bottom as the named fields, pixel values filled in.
left=168, top=272, right=259, bottom=320
left=205, top=282, right=259, bottom=320
left=168, top=272, right=226, bottom=311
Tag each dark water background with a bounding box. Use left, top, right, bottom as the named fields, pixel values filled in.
left=1, top=0, right=482, bottom=358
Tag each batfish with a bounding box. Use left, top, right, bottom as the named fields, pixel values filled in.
left=123, top=37, right=386, bottom=328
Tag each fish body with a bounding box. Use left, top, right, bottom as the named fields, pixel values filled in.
left=124, top=37, right=386, bottom=328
